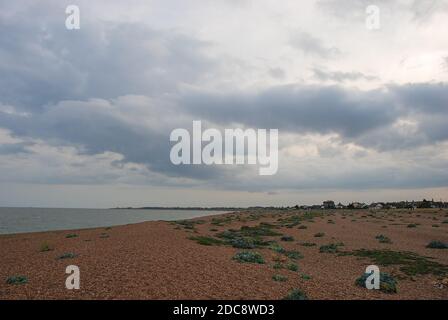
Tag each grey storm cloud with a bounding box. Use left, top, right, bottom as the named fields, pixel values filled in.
left=0, top=142, right=33, bottom=155
left=0, top=0, right=447, bottom=194
left=183, top=82, right=448, bottom=150
left=312, top=68, right=378, bottom=82
left=0, top=98, right=225, bottom=181
left=0, top=1, right=215, bottom=111
left=1, top=82, right=447, bottom=186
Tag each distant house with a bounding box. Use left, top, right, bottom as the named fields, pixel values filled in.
left=323, top=200, right=336, bottom=209
left=369, top=203, right=383, bottom=210
left=349, top=202, right=368, bottom=209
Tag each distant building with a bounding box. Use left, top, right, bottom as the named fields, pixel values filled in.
left=370, top=203, right=383, bottom=210
left=323, top=200, right=336, bottom=209
left=349, top=202, right=368, bottom=209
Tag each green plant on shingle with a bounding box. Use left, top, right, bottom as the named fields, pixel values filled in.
left=299, top=242, right=316, bottom=247
left=39, top=242, right=52, bottom=252
left=314, top=232, right=325, bottom=237
left=375, top=235, right=392, bottom=244
left=273, top=262, right=284, bottom=269
left=298, top=225, right=307, bottom=229
left=57, top=252, right=76, bottom=260
left=348, top=249, right=448, bottom=277
left=188, top=236, right=224, bottom=246
left=301, top=274, right=312, bottom=280
left=283, top=289, right=308, bottom=300
left=319, top=243, right=343, bottom=253
left=426, top=241, right=447, bottom=249
left=233, top=251, right=265, bottom=264
left=355, top=272, right=397, bottom=294
left=6, top=275, right=28, bottom=285
left=269, top=243, right=286, bottom=254
left=284, top=250, right=303, bottom=260
left=286, top=262, right=299, bottom=271
left=272, top=274, right=288, bottom=282
left=230, top=237, right=257, bottom=249
left=65, top=234, right=78, bottom=238
left=407, top=224, right=417, bottom=228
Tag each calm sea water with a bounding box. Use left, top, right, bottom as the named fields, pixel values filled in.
left=0, top=207, right=228, bottom=235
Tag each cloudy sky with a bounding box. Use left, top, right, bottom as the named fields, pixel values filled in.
left=1, top=0, right=448, bottom=208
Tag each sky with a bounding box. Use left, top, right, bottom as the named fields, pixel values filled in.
left=0, top=0, right=448, bottom=208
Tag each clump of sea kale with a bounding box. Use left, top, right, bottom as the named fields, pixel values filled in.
left=355, top=272, right=397, bottom=294
left=233, top=251, right=265, bottom=264
left=283, top=289, right=308, bottom=300
left=426, top=241, right=447, bottom=249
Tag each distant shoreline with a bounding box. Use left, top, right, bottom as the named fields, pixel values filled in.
left=110, top=206, right=245, bottom=211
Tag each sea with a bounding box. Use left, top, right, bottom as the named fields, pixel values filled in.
left=0, top=207, right=228, bottom=235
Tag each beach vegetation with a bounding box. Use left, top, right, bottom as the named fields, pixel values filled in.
left=272, top=274, right=288, bottom=282
left=6, top=275, right=28, bottom=285
left=348, top=249, right=448, bottom=276
left=188, top=236, right=224, bottom=246
left=286, top=262, right=299, bottom=271
left=57, top=252, right=76, bottom=260
left=299, top=242, right=316, bottom=247
left=426, top=241, right=447, bottom=249
left=233, top=251, right=265, bottom=264
left=319, top=243, right=343, bottom=253
left=283, top=289, right=308, bottom=300
left=39, top=242, right=53, bottom=252
left=355, top=272, right=397, bottom=293
left=375, top=235, right=392, bottom=244
left=65, top=234, right=78, bottom=238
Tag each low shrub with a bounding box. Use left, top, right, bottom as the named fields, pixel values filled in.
left=189, top=236, right=224, bottom=246
left=6, top=275, right=28, bottom=285
left=272, top=274, right=288, bottom=282
left=57, top=252, right=76, bottom=260
left=375, top=235, right=392, bottom=244
left=314, top=232, right=325, bottom=237
left=233, top=251, right=265, bottom=264
left=230, top=237, right=256, bottom=249
left=355, top=272, right=397, bottom=294
left=39, top=242, right=52, bottom=252
left=299, top=242, right=316, bottom=247
left=283, top=289, right=308, bottom=300
left=319, top=243, right=343, bottom=253
left=273, top=262, right=283, bottom=269
left=269, top=243, right=286, bottom=254
left=286, top=263, right=299, bottom=271
left=281, top=236, right=294, bottom=242
left=284, top=250, right=303, bottom=260
left=301, top=274, right=312, bottom=280
left=426, top=241, right=448, bottom=249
